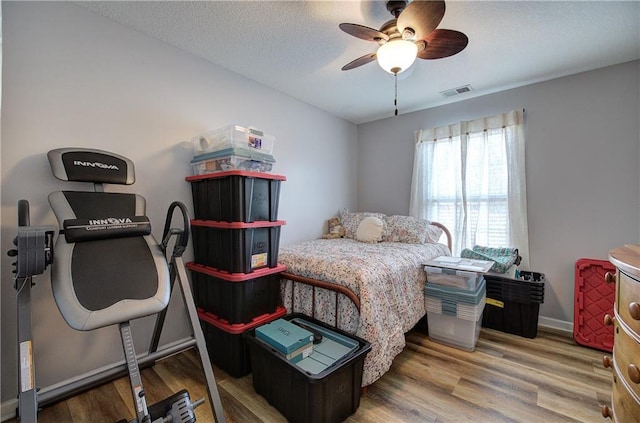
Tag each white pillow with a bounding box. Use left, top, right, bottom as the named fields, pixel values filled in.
left=356, top=216, right=385, bottom=243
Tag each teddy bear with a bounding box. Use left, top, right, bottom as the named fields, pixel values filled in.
left=321, top=217, right=345, bottom=239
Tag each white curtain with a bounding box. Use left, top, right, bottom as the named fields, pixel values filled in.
left=409, top=110, right=530, bottom=269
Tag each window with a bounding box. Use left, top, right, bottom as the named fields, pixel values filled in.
left=409, top=110, right=529, bottom=268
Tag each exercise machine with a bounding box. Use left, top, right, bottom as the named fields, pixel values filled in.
left=8, top=148, right=226, bottom=422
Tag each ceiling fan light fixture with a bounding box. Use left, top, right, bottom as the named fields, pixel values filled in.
left=376, top=39, right=418, bottom=74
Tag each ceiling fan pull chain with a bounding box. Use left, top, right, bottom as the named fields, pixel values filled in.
left=394, top=72, right=398, bottom=116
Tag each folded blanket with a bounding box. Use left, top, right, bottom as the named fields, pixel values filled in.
left=460, top=245, right=521, bottom=273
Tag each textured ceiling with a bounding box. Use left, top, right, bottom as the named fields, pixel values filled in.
left=77, top=1, right=640, bottom=124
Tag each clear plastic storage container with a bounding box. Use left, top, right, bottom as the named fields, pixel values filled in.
left=425, top=279, right=486, bottom=351
left=190, top=148, right=275, bottom=175
left=424, top=265, right=484, bottom=290
left=192, top=125, right=275, bottom=155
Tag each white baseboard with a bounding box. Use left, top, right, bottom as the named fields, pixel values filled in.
left=538, top=316, right=573, bottom=334
left=1, top=398, right=17, bottom=422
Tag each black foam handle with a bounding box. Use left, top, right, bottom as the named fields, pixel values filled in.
left=63, top=216, right=151, bottom=243
left=161, top=201, right=190, bottom=257
left=18, top=199, right=30, bottom=227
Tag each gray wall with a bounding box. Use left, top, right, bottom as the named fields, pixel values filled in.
left=358, top=60, right=640, bottom=326
left=1, top=2, right=357, bottom=407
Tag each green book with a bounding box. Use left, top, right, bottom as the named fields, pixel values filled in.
left=255, top=318, right=313, bottom=355
left=254, top=337, right=313, bottom=363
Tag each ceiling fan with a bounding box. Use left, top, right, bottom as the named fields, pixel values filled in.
left=339, top=0, right=468, bottom=74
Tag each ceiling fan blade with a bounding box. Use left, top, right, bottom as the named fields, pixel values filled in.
left=397, top=0, right=445, bottom=41
left=341, top=52, right=377, bottom=71
left=339, top=23, right=389, bottom=42
left=417, top=29, right=468, bottom=59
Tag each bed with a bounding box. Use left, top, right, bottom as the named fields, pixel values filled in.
left=278, top=211, right=452, bottom=386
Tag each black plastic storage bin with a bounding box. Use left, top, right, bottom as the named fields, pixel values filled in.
left=482, top=271, right=545, bottom=338
left=198, top=306, right=286, bottom=377
left=243, top=313, right=372, bottom=423
left=186, top=170, right=285, bottom=222
left=191, top=220, right=283, bottom=273
left=187, top=262, right=285, bottom=323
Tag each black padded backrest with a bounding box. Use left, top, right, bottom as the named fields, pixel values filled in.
left=63, top=191, right=138, bottom=217
left=50, top=191, right=157, bottom=312
left=48, top=148, right=135, bottom=185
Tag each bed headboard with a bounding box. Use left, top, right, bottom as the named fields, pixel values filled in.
left=431, top=221, right=452, bottom=251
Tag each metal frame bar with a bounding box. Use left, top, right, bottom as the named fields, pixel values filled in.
left=119, top=322, right=149, bottom=422
left=16, top=276, right=38, bottom=422
left=282, top=272, right=361, bottom=328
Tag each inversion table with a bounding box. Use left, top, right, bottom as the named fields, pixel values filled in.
left=8, top=148, right=226, bottom=422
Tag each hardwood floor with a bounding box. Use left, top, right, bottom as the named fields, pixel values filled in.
left=7, top=327, right=612, bottom=423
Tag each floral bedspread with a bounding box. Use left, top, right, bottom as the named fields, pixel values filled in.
left=278, top=238, right=450, bottom=386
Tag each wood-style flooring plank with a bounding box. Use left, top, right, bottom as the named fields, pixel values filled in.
left=34, top=401, right=73, bottom=422
left=218, top=375, right=286, bottom=423
left=5, top=326, right=612, bottom=423
left=64, top=382, right=130, bottom=422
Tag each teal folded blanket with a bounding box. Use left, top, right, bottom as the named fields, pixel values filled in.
left=460, top=245, right=521, bottom=273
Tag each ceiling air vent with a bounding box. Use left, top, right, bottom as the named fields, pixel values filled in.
left=440, top=84, right=474, bottom=98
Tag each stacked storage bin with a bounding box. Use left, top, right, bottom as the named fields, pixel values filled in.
left=185, top=127, right=286, bottom=377
left=424, top=259, right=492, bottom=351
left=190, top=125, right=276, bottom=174
left=482, top=271, right=545, bottom=339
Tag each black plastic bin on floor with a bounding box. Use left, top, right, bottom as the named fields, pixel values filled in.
left=482, top=271, right=545, bottom=338
left=243, top=314, right=372, bottom=423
